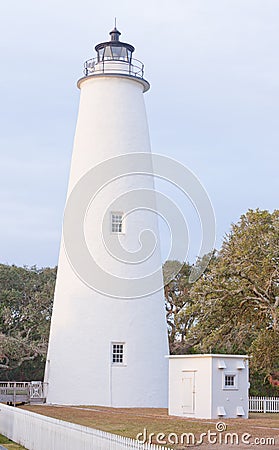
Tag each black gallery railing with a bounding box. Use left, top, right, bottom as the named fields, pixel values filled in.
left=83, top=57, right=145, bottom=79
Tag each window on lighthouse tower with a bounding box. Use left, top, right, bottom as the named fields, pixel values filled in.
left=111, top=212, right=124, bottom=233
left=112, top=343, right=125, bottom=365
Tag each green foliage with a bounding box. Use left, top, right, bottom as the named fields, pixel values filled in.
left=249, top=370, right=279, bottom=397
left=163, top=261, right=198, bottom=354
left=0, top=264, right=56, bottom=380
left=164, top=209, right=279, bottom=395
left=250, top=330, right=279, bottom=375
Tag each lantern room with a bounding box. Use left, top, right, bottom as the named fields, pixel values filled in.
left=95, top=27, right=134, bottom=63
left=82, top=27, right=149, bottom=91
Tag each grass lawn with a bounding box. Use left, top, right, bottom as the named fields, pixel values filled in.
left=0, top=434, right=26, bottom=449
left=20, top=405, right=279, bottom=448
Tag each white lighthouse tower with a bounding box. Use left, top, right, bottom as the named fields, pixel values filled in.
left=44, top=27, right=169, bottom=407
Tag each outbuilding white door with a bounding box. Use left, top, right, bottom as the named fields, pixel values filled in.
left=181, top=371, right=195, bottom=414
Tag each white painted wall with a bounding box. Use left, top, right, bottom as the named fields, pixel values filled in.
left=44, top=67, right=169, bottom=406
left=168, top=354, right=249, bottom=419
left=168, top=356, right=212, bottom=418
left=211, top=355, right=249, bottom=419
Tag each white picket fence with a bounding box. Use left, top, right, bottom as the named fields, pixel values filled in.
left=0, top=404, right=172, bottom=450
left=249, top=396, right=279, bottom=413
left=1, top=398, right=278, bottom=450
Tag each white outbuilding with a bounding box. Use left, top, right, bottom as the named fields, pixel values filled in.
left=168, top=354, right=249, bottom=419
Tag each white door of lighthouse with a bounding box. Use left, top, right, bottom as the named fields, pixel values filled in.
left=181, top=371, right=196, bottom=414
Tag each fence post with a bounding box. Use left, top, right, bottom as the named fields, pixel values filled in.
left=263, top=398, right=266, bottom=414
left=13, top=384, right=16, bottom=407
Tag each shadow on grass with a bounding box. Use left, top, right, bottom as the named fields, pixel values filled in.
left=0, top=434, right=26, bottom=449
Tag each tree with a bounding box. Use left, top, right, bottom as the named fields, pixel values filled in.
left=0, top=264, right=56, bottom=380
left=188, top=209, right=279, bottom=388
left=163, top=261, right=198, bottom=353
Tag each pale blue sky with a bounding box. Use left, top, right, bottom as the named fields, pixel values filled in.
left=0, top=0, right=278, bottom=267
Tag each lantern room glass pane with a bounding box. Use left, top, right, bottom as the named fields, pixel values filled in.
left=120, top=47, right=129, bottom=60
left=111, top=46, right=122, bottom=59
left=97, top=48, right=104, bottom=62
left=104, top=46, right=113, bottom=59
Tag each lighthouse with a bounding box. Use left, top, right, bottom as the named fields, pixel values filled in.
left=44, top=27, right=169, bottom=407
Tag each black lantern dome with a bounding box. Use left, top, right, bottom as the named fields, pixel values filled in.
left=95, top=27, right=135, bottom=63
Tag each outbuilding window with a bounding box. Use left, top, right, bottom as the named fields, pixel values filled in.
left=223, top=372, right=238, bottom=390
left=225, top=375, right=235, bottom=387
